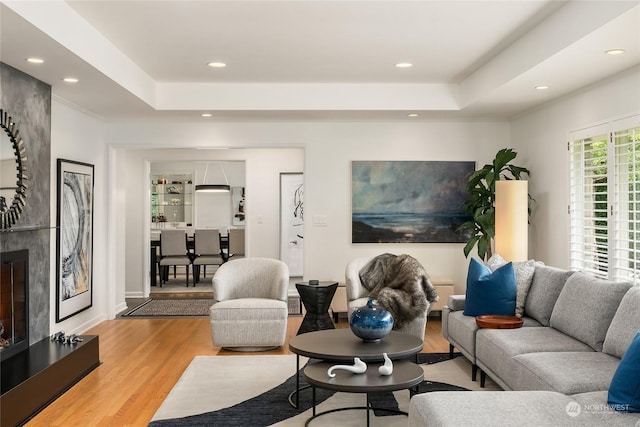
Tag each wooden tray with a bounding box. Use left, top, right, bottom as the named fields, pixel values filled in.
left=476, top=315, right=523, bottom=329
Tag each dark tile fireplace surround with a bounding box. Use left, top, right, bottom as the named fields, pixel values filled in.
left=0, top=249, right=29, bottom=361
left=0, top=63, right=100, bottom=426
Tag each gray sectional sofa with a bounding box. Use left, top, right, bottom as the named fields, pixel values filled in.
left=409, top=264, right=640, bottom=426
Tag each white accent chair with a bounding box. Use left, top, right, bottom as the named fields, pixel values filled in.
left=345, top=256, right=427, bottom=340
left=209, top=258, right=289, bottom=351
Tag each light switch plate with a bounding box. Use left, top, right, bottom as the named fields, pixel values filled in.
left=313, top=215, right=328, bottom=226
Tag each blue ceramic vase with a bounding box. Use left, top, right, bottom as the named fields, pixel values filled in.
left=349, top=299, right=394, bottom=342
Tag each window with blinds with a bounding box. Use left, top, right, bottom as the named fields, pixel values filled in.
left=569, top=116, right=640, bottom=284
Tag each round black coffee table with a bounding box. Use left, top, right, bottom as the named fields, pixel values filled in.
left=290, top=329, right=423, bottom=362
left=303, top=360, right=424, bottom=426
left=288, top=329, right=423, bottom=408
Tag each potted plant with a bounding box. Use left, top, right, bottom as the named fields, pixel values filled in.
left=460, top=148, right=531, bottom=261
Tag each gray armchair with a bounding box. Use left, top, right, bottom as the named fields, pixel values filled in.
left=209, top=257, right=289, bottom=351
left=345, top=256, right=428, bottom=340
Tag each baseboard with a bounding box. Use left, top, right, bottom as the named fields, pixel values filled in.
left=125, top=291, right=146, bottom=299
left=114, top=301, right=128, bottom=316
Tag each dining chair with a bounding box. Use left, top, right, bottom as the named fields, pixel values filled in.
left=192, top=229, right=224, bottom=283
left=228, top=228, right=245, bottom=260
left=159, top=229, right=192, bottom=287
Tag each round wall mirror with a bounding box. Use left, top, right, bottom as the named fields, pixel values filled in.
left=0, top=109, right=27, bottom=229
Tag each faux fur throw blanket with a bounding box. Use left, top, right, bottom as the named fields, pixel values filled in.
left=359, top=253, right=439, bottom=329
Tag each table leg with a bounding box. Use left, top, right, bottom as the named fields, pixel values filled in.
left=366, top=393, right=370, bottom=427
left=296, top=354, right=300, bottom=408
left=312, top=386, right=316, bottom=416
left=150, top=245, right=158, bottom=286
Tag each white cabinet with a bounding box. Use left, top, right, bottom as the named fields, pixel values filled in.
left=430, top=277, right=454, bottom=313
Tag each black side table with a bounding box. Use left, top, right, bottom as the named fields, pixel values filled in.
left=295, top=281, right=338, bottom=335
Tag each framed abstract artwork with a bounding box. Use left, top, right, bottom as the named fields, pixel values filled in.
left=279, top=172, right=304, bottom=276
left=352, top=160, right=474, bottom=243
left=56, top=159, right=94, bottom=322
left=231, top=187, right=245, bottom=226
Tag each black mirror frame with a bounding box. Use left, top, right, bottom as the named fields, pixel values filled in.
left=0, top=109, right=28, bottom=230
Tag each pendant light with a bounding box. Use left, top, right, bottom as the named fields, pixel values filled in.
left=195, top=162, right=230, bottom=193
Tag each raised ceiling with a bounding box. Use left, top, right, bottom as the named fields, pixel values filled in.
left=1, top=1, right=638, bottom=121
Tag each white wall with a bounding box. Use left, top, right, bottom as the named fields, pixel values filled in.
left=117, top=147, right=303, bottom=298
left=108, top=121, right=510, bottom=295
left=50, top=99, right=109, bottom=334
left=511, top=66, right=640, bottom=267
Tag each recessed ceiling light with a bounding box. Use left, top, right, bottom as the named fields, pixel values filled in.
left=26, top=58, right=44, bottom=64
left=605, top=49, right=625, bottom=56
left=63, top=77, right=79, bottom=83
left=535, top=85, right=549, bottom=90
left=408, top=113, right=419, bottom=118
left=207, top=62, right=227, bottom=68
left=201, top=113, right=212, bottom=117
left=395, top=63, right=413, bottom=68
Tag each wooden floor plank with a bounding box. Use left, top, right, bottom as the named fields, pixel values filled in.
left=24, top=315, right=448, bottom=426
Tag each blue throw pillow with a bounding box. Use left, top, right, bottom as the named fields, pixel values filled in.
left=463, top=258, right=516, bottom=317
left=608, top=331, right=640, bottom=412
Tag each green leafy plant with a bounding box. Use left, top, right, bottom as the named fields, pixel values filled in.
left=460, top=148, right=531, bottom=261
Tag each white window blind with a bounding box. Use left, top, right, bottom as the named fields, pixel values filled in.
left=611, top=126, right=640, bottom=283
left=569, top=117, right=640, bottom=284
left=569, top=133, right=609, bottom=278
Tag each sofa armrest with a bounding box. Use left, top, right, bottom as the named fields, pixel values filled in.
left=447, top=295, right=466, bottom=311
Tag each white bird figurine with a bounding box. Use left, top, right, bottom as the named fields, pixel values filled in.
left=378, top=353, right=393, bottom=376
left=327, top=357, right=367, bottom=378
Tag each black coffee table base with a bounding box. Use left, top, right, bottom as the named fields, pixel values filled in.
left=303, top=361, right=424, bottom=427
left=306, top=389, right=408, bottom=427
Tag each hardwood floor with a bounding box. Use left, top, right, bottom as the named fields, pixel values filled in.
left=25, top=315, right=449, bottom=427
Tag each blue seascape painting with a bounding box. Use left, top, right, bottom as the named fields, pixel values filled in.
left=352, top=161, right=475, bottom=243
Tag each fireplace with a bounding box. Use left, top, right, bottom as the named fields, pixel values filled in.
left=0, top=249, right=29, bottom=361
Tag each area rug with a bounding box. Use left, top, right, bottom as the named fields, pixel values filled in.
left=149, top=353, right=499, bottom=426
left=122, top=298, right=214, bottom=317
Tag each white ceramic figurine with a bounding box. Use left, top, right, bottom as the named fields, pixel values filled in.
left=378, top=352, right=394, bottom=376
left=327, top=357, right=367, bottom=378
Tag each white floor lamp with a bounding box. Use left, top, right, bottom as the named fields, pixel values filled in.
left=495, top=180, right=528, bottom=262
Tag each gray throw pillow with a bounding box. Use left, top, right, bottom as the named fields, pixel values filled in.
left=486, top=254, right=537, bottom=318
left=550, top=272, right=632, bottom=351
